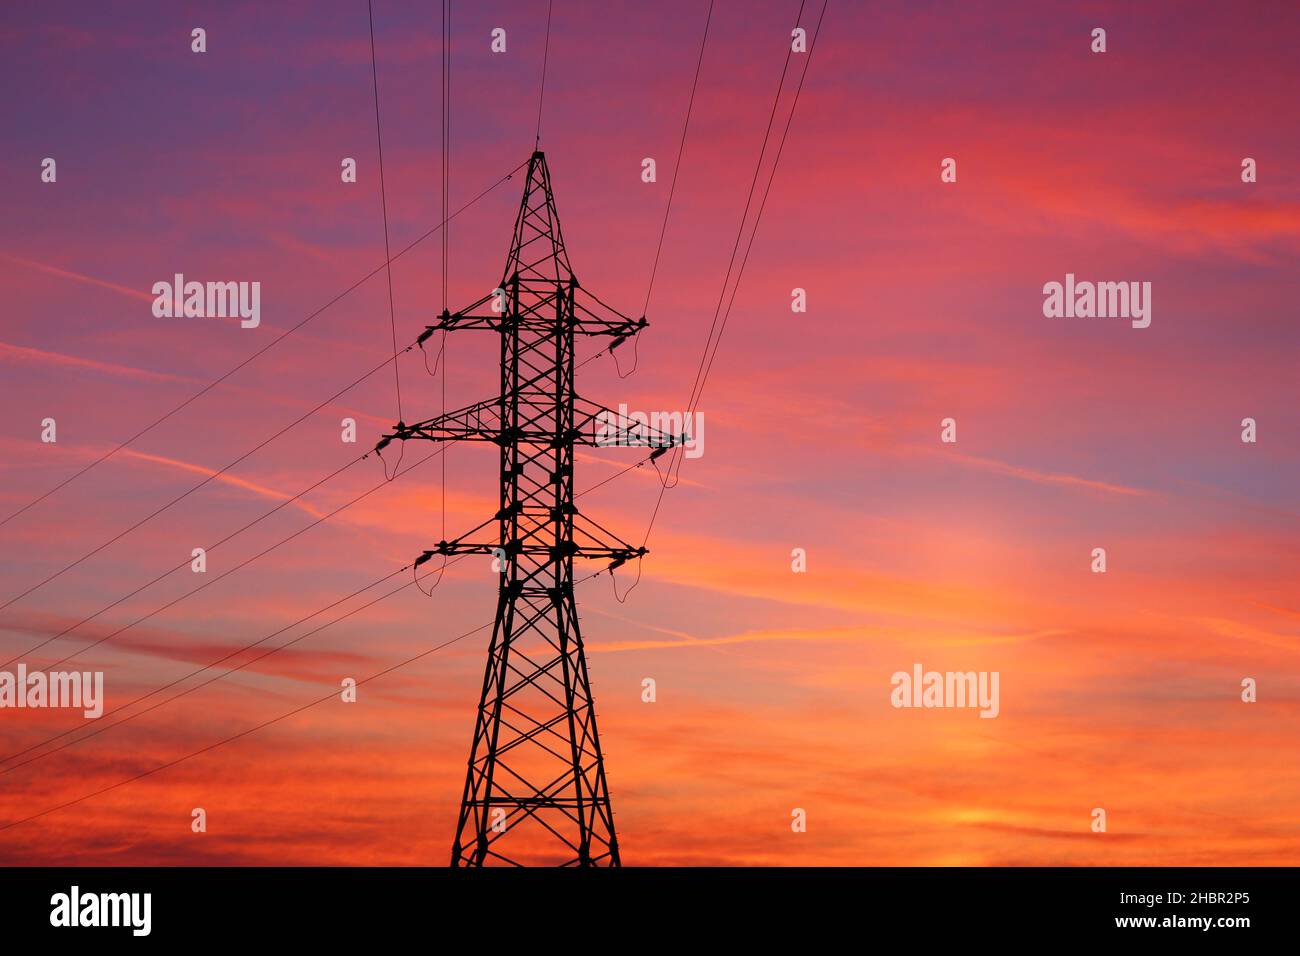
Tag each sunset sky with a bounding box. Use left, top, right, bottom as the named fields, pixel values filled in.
left=1, top=0, right=1298, bottom=865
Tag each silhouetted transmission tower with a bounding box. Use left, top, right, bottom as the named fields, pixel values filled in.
left=382, top=151, right=680, bottom=867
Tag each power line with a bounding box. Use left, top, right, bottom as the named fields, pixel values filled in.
left=0, top=161, right=527, bottom=533
left=0, top=452, right=366, bottom=668
left=614, top=0, right=715, bottom=382
left=0, top=299, right=629, bottom=671
left=28, top=442, right=448, bottom=675
left=442, top=1, right=452, bottom=318
left=6, top=274, right=601, bottom=666
left=0, top=609, right=495, bottom=834
left=0, top=561, right=615, bottom=834
left=666, top=0, right=825, bottom=487
left=441, top=0, right=452, bottom=537
left=0, top=278, right=662, bottom=819
left=0, top=338, right=416, bottom=616
left=0, top=449, right=656, bottom=807
left=690, top=1, right=828, bottom=428
left=0, top=562, right=418, bottom=771
left=1, top=156, right=532, bottom=613
left=679, top=0, right=808, bottom=428
left=535, top=0, right=554, bottom=147
left=642, top=0, right=714, bottom=318
left=0, top=446, right=654, bottom=776
left=614, top=0, right=828, bottom=601
left=368, top=0, right=406, bottom=456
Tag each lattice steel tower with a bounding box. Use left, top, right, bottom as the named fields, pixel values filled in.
left=383, top=151, right=678, bottom=867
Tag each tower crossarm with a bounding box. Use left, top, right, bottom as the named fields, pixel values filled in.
left=576, top=398, right=690, bottom=451
left=418, top=539, right=646, bottom=564
left=412, top=498, right=649, bottom=571
left=416, top=285, right=648, bottom=340
left=376, top=396, right=501, bottom=449
left=382, top=397, right=688, bottom=451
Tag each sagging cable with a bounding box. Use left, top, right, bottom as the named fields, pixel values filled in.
left=611, top=317, right=646, bottom=378
left=610, top=555, right=645, bottom=604
left=412, top=549, right=448, bottom=595
left=376, top=427, right=405, bottom=481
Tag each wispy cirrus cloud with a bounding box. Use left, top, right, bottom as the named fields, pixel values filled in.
left=0, top=252, right=154, bottom=303
left=118, top=448, right=327, bottom=519
left=0, top=339, right=190, bottom=385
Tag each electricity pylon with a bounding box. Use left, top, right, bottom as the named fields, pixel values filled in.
left=381, top=151, right=680, bottom=867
